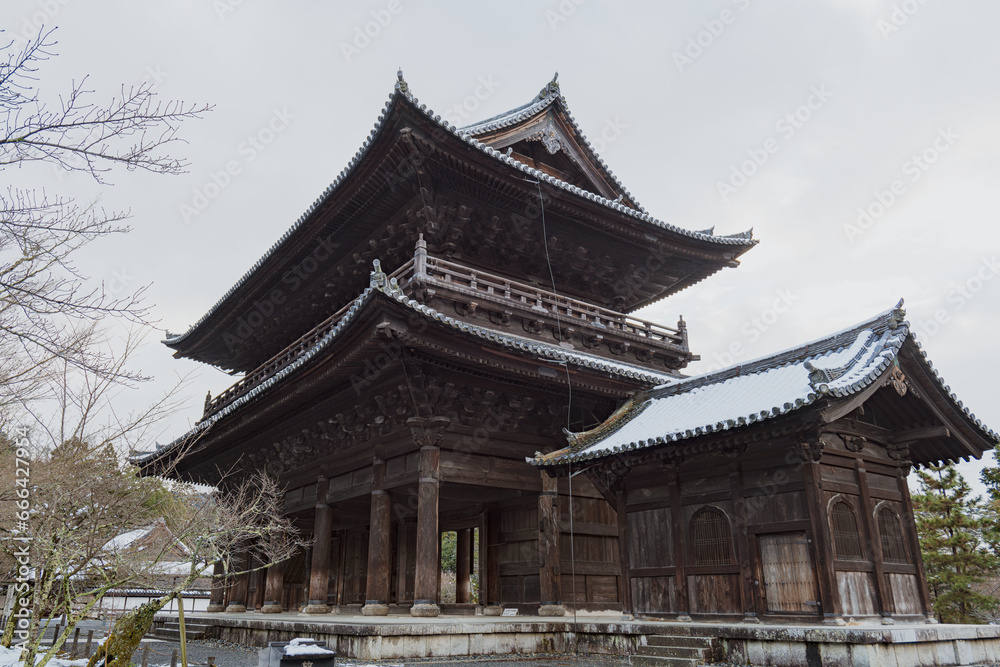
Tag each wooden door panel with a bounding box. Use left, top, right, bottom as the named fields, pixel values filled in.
left=758, top=532, right=818, bottom=614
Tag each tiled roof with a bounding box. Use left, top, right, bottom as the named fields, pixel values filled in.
left=136, top=263, right=675, bottom=467
left=536, top=301, right=999, bottom=466
left=459, top=74, right=646, bottom=212
left=163, top=73, right=754, bottom=346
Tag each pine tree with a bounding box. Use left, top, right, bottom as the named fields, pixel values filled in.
left=912, top=465, right=1000, bottom=623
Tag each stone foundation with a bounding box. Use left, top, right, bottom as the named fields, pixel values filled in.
left=150, top=612, right=1000, bottom=665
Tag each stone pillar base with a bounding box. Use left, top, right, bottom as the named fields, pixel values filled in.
left=881, top=615, right=896, bottom=625
left=260, top=603, right=283, bottom=614
left=538, top=604, right=566, bottom=617
left=742, top=613, right=762, bottom=624
left=206, top=604, right=226, bottom=613
left=483, top=605, right=503, bottom=616
left=925, top=614, right=939, bottom=624
left=362, top=603, right=390, bottom=616
left=224, top=603, right=246, bottom=613
left=675, top=614, right=692, bottom=622
left=301, top=603, right=332, bottom=614
left=822, top=615, right=847, bottom=626
left=410, top=603, right=441, bottom=617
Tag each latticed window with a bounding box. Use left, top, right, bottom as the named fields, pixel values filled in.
left=691, top=508, right=733, bottom=566
left=878, top=507, right=909, bottom=564
left=831, top=501, right=865, bottom=560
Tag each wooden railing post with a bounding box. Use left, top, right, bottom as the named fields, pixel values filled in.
left=414, top=233, right=427, bottom=280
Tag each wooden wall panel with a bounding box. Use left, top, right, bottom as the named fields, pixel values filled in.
left=867, top=472, right=901, bottom=497
left=745, top=492, right=808, bottom=525
left=587, top=575, right=620, bottom=604
left=498, top=506, right=539, bottom=604
left=822, top=466, right=856, bottom=487
left=626, top=483, right=672, bottom=505
left=558, top=495, right=621, bottom=607
left=836, top=570, right=878, bottom=616
left=630, top=576, right=676, bottom=614
left=681, top=476, right=731, bottom=499
left=889, top=573, right=922, bottom=615
left=339, top=529, right=368, bottom=605
left=687, top=574, right=741, bottom=614
left=627, top=507, right=673, bottom=568
left=394, top=521, right=416, bottom=603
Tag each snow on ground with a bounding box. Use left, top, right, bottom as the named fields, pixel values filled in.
left=0, top=646, right=89, bottom=667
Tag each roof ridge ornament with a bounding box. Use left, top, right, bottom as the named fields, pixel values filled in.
left=370, top=258, right=388, bottom=290
left=396, top=68, right=409, bottom=94
left=538, top=72, right=560, bottom=100
left=889, top=298, right=906, bottom=330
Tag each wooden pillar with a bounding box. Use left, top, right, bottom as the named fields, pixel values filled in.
left=363, top=458, right=392, bottom=615
left=616, top=483, right=633, bottom=615
left=669, top=469, right=690, bottom=621
left=484, top=507, right=502, bottom=615
left=896, top=463, right=936, bottom=622
left=260, top=561, right=285, bottom=613
left=538, top=471, right=566, bottom=616
left=412, top=445, right=441, bottom=616
left=224, top=549, right=248, bottom=613
left=802, top=456, right=844, bottom=624
left=408, top=415, right=449, bottom=617
left=303, top=477, right=333, bottom=614
left=856, top=461, right=892, bottom=623
left=206, top=561, right=226, bottom=612
left=730, top=466, right=759, bottom=623
left=456, top=528, right=472, bottom=604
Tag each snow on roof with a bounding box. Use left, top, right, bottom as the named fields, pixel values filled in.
left=102, top=526, right=156, bottom=553
left=136, top=263, right=676, bottom=467
left=537, top=300, right=998, bottom=466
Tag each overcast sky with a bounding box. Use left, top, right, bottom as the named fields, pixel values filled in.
left=6, top=1, right=998, bottom=488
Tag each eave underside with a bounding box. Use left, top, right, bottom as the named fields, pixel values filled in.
left=164, top=95, right=753, bottom=372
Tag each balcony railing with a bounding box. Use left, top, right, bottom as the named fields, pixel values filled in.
left=398, top=251, right=687, bottom=348
left=204, top=244, right=687, bottom=418
left=203, top=298, right=358, bottom=418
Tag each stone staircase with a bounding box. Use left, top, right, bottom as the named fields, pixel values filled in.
left=150, top=621, right=211, bottom=641
left=632, top=631, right=719, bottom=667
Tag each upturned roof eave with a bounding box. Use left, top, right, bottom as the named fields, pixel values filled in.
left=137, top=266, right=678, bottom=474
left=162, top=75, right=755, bottom=364
left=534, top=301, right=999, bottom=469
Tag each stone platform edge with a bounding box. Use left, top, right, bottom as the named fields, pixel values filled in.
left=151, top=613, right=1000, bottom=665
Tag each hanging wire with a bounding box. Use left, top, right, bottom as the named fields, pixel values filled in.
left=526, top=177, right=579, bottom=650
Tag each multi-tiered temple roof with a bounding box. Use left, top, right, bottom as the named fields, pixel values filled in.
left=163, top=74, right=755, bottom=372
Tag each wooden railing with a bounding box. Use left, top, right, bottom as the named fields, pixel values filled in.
left=204, top=298, right=359, bottom=418
left=403, top=254, right=687, bottom=347
left=205, top=250, right=686, bottom=418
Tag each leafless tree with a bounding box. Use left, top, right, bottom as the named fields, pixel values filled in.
left=0, top=27, right=212, bottom=409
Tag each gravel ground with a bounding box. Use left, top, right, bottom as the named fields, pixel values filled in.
left=132, top=639, right=631, bottom=667
left=132, top=638, right=257, bottom=667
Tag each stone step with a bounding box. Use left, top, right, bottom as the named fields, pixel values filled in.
left=160, top=622, right=211, bottom=632
left=637, top=644, right=705, bottom=660
left=648, top=635, right=714, bottom=649
left=631, top=655, right=701, bottom=667
left=151, top=627, right=207, bottom=640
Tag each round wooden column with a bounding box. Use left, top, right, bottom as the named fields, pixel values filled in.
left=206, top=560, right=226, bottom=612
left=407, top=416, right=450, bottom=618
left=456, top=528, right=472, bottom=604
left=303, top=477, right=333, bottom=614
left=412, top=445, right=441, bottom=617
left=538, top=471, right=566, bottom=616
left=363, top=459, right=392, bottom=616
left=260, top=560, right=286, bottom=613
left=225, top=549, right=248, bottom=613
